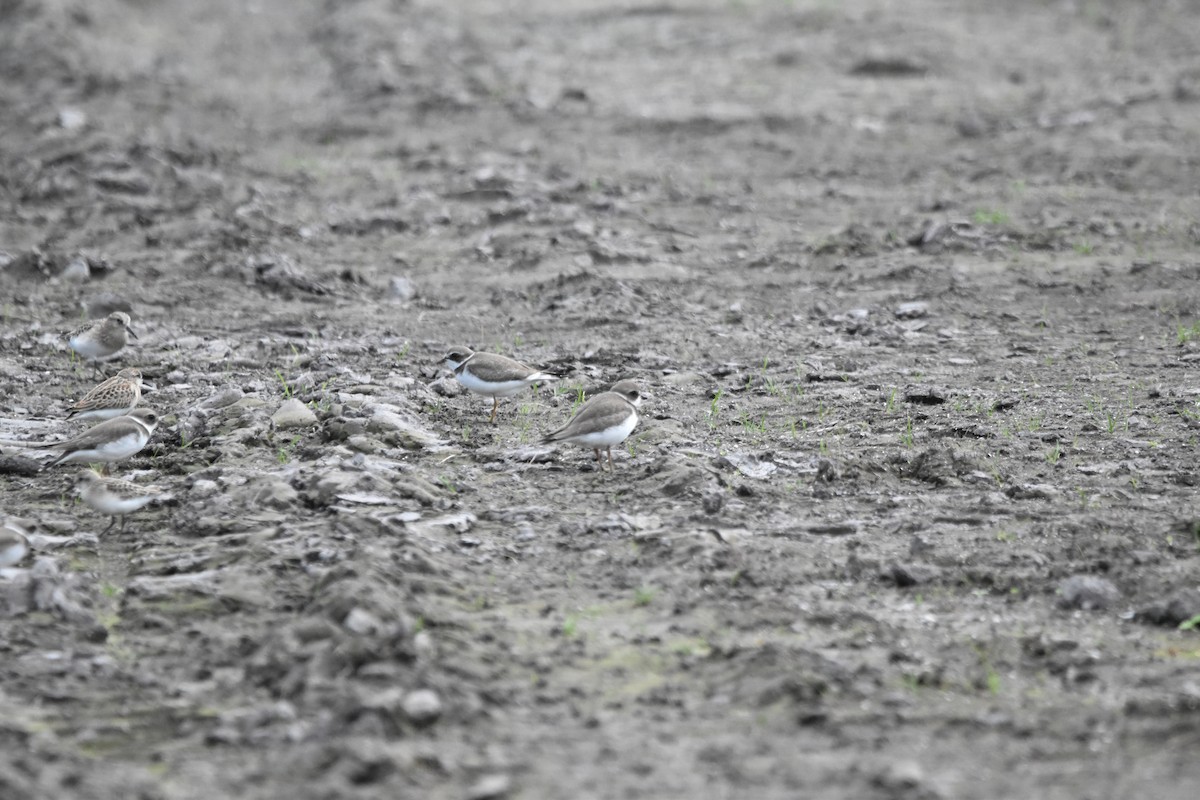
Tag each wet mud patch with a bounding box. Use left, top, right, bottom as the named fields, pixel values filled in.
left=4, top=0, right=1200, bottom=798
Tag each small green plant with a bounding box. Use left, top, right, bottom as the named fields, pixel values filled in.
left=396, top=341, right=412, bottom=361
left=562, top=616, right=578, bottom=637
left=633, top=587, right=655, bottom=607
left=1177, top=321, right=1200, bottom=345
left=1076, top=486, right=1091, bottom=509
left=708, top=389, right=724, bottom=428
left=972, top=208, right=1010, bottom=225
left=1073, top=241, right=1095, bottom=255
left=1045, top=444, right=1061, bottom=465
left=995, top=530, right=1013, bottom=543
left=901, top=414, right=914, bottom=448
left=885, top=388, right=897, bottom=414
left=1180, top=614, right=1200, bottom=631
left=275, top=434, right=301, bottom=464
left=461, top=425, right=472, bottom=443
left=438, top=474, right=458, bottom=494
left=274, top=369, right=293, bottom=399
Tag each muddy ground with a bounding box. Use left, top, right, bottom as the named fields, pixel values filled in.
left=2, top=0, right=1200, bottom=797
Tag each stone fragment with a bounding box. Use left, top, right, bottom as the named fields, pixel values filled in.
left=271, top=398, right=317, bottom=429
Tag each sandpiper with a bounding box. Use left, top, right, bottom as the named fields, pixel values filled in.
left=0, top=522, right=30, bottom=568
left=441, top=346, right=557, bottom=423
left=75, top=470, right=171, bottom=533
left=68, top=311, right=137, bottom=370
left=11, top=408, right=159, bottom=468
left=68, top=367, right=144, bottom=422
left=542, top=379, right=642, bottom=470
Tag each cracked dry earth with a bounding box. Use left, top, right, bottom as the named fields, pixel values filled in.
left=3, top=0, right=1200, bottom=798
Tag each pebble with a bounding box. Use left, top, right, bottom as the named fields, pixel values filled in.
left=401, top=689, right=442, bottom=724
left=885, top=562, right=942, bottom=587
left=245, top=477, right=299, bottom=510
left=61, top=257, right=91, bottom=282
left=389, top=275, right=417, bottom=301
left=1058, top=575, right=1120, bottom=610
left=895, top=300, right=929, bottom=318
left=271, top=399, right=318, bottom=429
left=57, top=107, right=88, bottom=130
left=467, top=774, right=512, bottom=800
left=343, top=606, right=384, bottom=636
left=202, top=387, right=245, bottom=410
left=1135, top=589, right=1200, bottom=627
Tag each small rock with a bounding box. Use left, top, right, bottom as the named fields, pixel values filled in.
left=245, top=477, right=298, bottom=510
left=401, top=689, right=442, bottom=725
left=885, top=562, right=942, bottom=587
left=895, top=301, right=929, bottom=318
left=1058, top=575, right=1120, bottom=610
left=1135, top=589, right=1200, bottom=627
left=344, top=607, right=384, bottom=636
left=201, top=387, right=245, bottom=409
left=1005, top=483, right=1059, bottom=501
left=871, top=759, right=941, bottom=799
left=272, top=398, right=317, bottom=429
left=61, top=257, right=91, bottom=283
left=701, top=490, right=723, bottom=514
left=190, top=479, right=219, bottom=499
left=904, top=386, right=947, bottom=405
left=467, top=774, right=512, bottom=800
left=57, top=107, right=87, bottom=130
left=389, top=275, right=417, bottom=301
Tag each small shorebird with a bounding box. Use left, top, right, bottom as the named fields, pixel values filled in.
left=75, top=470, right=171, bottom=533
left=68, top=367, right=144, bottom=422
left=441, top=346, right=557, bottom=423
left=68, top=311, right=137, bottom=371
left=542, top=379, right=642, bottom=470
left=2, top=408, right=159, bottom=468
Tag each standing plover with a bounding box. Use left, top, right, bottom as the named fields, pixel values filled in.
left=542, top=379, right=642, bottom=470
left=75, top=470, right=170, bottom=533
left=15, top=408, right=160, bottom=468
left=441, top=346, right=557, bottom=423
left=0, top=522, right=30, bottom=567
left=68, top=367, right=144, bottom=422
left=68, top=311, right=137, bottom=369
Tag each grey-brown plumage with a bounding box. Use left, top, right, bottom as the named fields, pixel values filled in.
left=542, top=379, right=642, bottom=470
left=68, top=311, right=137, bottom=370
left=8, top=408, right=159, bottom=468
left=76, top=469, right=171, bottom=533
left=68, top=367, right=143, bottom=421
left=441, top=346, right=557, bottom=423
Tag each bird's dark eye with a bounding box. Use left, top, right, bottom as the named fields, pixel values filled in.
left=630, top=392, right=640, bottom=400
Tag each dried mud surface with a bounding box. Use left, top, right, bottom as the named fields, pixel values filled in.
left=3, top=0, right=1200, bottom=797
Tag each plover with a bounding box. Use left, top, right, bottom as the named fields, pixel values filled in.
left=542, top=379, right=642, bottom=470
left=68, top=367, right=144, bottom=422
left=75, top=470, right=171, bottom=533
left=441, top=346, right=557, bottom=423
left=68, top=311, right=137, bottom=369
left=0, top=522, right=30, bottom=567
left=18, top=408, right=159, bottom=468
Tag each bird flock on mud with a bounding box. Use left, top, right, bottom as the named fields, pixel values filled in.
left=0, top=310, right=642, bottom=566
